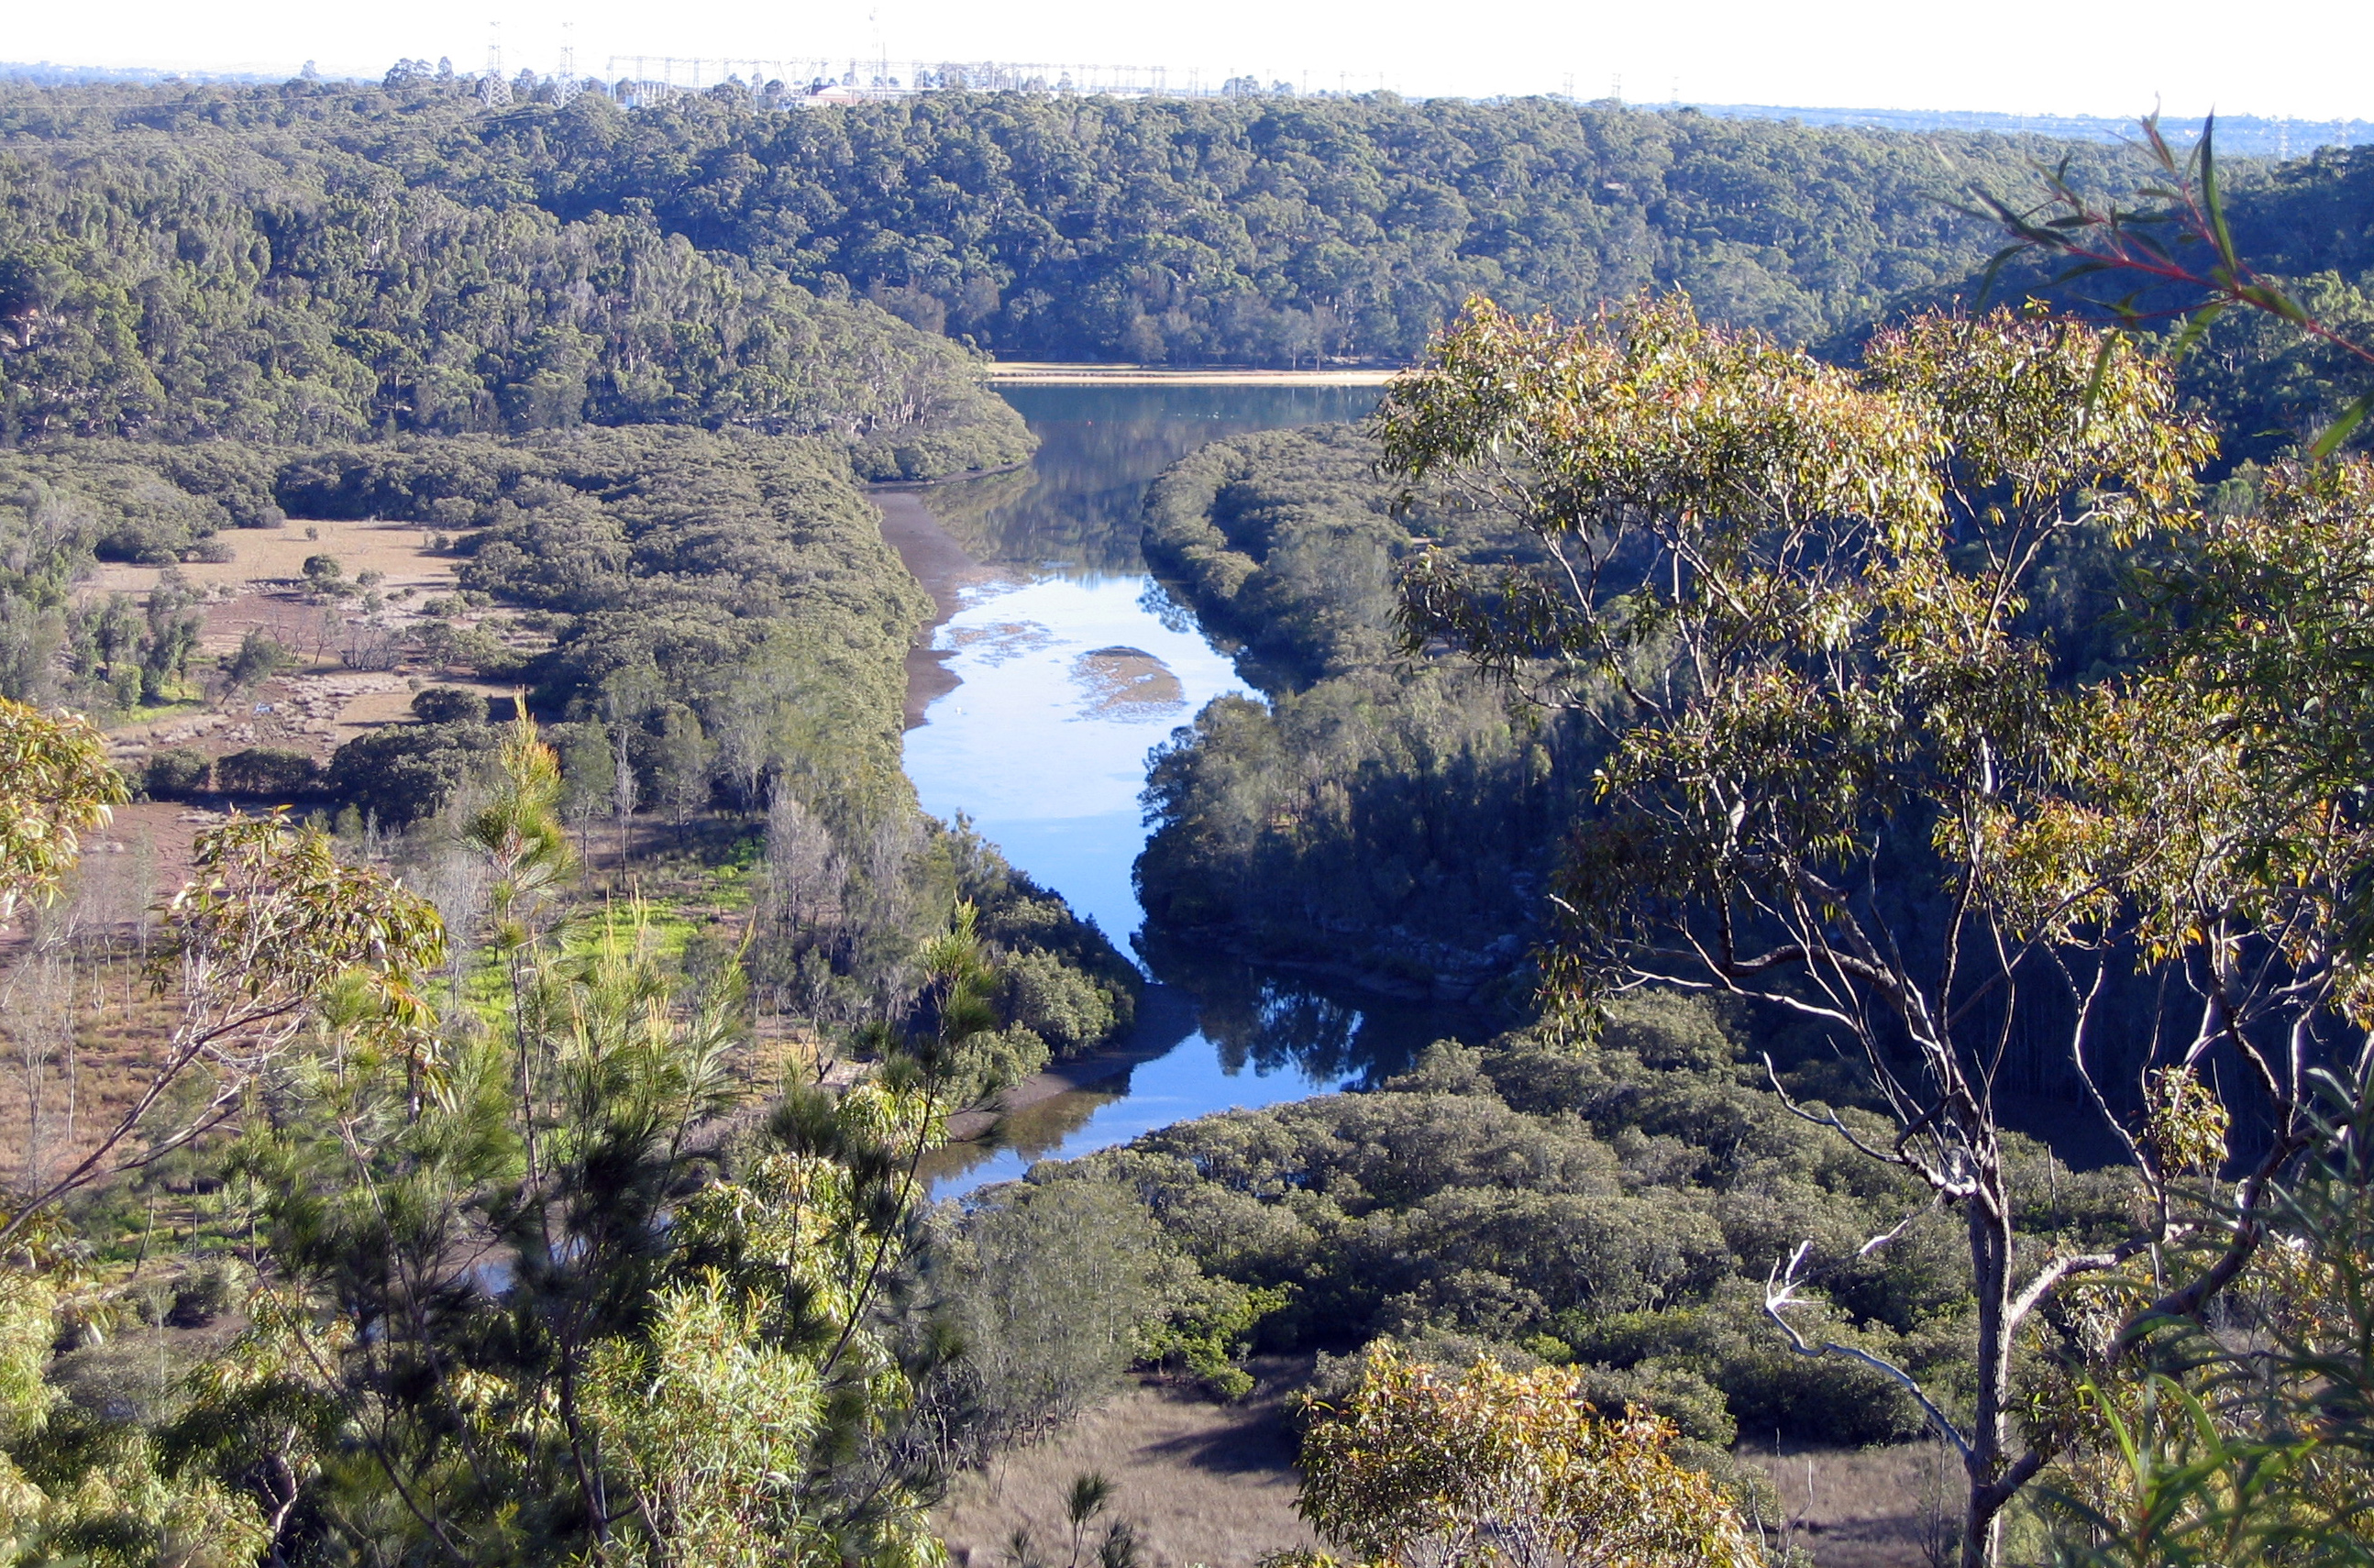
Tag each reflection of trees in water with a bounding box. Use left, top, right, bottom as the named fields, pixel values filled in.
left=918, top=984, right=1202, bottom=1191
left=920, top=385, right=1381, bottom=577
left=918, top=1083, right=1124, bottom=1190
left=1143, top=934, right=1474, bottom=1090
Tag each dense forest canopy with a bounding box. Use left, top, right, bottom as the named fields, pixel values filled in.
left=503, top=91, right=2136, bottom=362
left=5, top=72, right=2364, bottom=420
left=0, top=83, right=1029, bottom=459
left=0, top=73, right=2159, bottom=389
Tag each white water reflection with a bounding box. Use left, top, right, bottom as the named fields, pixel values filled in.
left=903, top=575, right=1246, bottom=947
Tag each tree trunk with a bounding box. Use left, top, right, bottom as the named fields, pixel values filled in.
left=1960, top=1154, right=2015, bottom=1568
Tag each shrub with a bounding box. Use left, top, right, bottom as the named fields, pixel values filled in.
left=144, top=747, right=212, bottom=797
left=218, top=627, right=296, bottom=690
left=410, top=685, right=490, bottom=725
left=1002, top=947, right=1119, bottom=1055
left=302, top=553, right=351, bottom=596
left=215, top=747, right=320, bottom=799
left=323, top=721, right=498, bottom=824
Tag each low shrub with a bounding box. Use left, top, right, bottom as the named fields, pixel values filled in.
left=143, top=747, right=212, bottom=797
left=215, top=747, right=320, bottom=799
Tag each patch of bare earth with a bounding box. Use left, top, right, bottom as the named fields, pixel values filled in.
left=936, top=1369, right=1319, bottom=1568
left=933, top=1372, right=1946, bottom=1568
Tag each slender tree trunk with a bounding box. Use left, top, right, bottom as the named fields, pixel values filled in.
left=1961, top=1154, right=2015, bottom=1568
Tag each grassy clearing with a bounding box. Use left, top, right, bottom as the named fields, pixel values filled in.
left=934, top=1367, right=1320, bottom=1568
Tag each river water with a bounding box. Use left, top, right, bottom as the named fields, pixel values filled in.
left=901, top=385, right=1479, bottom=1197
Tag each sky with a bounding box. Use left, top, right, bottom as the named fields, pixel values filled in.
left=7, top=0, right=2368, bottom=123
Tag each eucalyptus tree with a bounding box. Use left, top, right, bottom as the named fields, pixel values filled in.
left=1287, top=1345, right=1758, bottom=1568
left=1380, top=294, right=2371, bottom=1566
left=0, top=695, right=124, bottom=928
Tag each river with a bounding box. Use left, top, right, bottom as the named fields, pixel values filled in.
left=893, top=385, right=1480, bottom=1197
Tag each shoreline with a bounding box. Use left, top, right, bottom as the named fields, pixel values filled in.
left=869, top=486, right=1008, bottom=729
left=942, top=984, right=1201, bottom=1143
left=983, top=361, right=1397, bottom=387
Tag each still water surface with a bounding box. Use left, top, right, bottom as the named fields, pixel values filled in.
left=903, top=386, right=1476, bottom=1197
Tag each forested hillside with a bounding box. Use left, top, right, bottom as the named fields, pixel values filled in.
left=2, top=74, right=2150, bottom=380
left=0, top=83, right=1028, bottom=462
left=502, top=92, right=2130, bottom=363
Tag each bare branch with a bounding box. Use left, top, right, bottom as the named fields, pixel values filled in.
left=1765, top=1242, right=1973, bottom=1462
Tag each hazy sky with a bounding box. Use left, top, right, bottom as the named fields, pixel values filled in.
left=11, top=0, right=2368, bottom=122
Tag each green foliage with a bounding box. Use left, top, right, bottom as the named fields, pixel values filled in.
left=0, top=696, right=124, bottom=922
left=581, top=1279, right=834, bottom=1567
left=1046, top=996, right=2130, bottom=1445
left=1136, top=423, right=1573, bottom=993
left=216, top=627, right=294, bottom=692
left=999, top=947, right=1118, bottom=1055
left=487, top=88, right=2135, bottom=364
left=933, top=1181, right=1161, bottom=1445
left=322, top=718, right=500, bottom=825
left=212, top=747, right=317, bottom=799
left=1962, top=113, right=2374, bottom=465
left=139, top=746, right=209, bottom=797
left=192, top=848, right=952, bottom=1564
left=2037, top=1073, right=2374, bottom=1567
left=410, top=684, right=490, bottom=725
left=293, top=427, right=929, bottom=827
left=0, top=459, right=215, bottom=711
left=1375, top=292, right=2374, bottom=1568
left=0, top=85, right=1029, bottom=466
left=1285, top=1344, right=1759, bottom=1568
left=1132, top=1274, right=1287, bottom=1402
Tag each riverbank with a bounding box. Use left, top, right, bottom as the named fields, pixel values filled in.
left=942, top=984, right=1203, bottom=1142
left=871, top=487, right=1008, bottom=727
left=984, top=361, right=1397, bottom=386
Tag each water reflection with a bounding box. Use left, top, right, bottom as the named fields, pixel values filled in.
left=1148, top=940, right=1471, bottom=1090
left=922, top=385, right=1385, bottom=578
left=902, top=383, right=1486, bottom=1199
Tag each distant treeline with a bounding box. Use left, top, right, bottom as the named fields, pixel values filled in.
left=6, top=77, right=2364, bottom=441
left=0, top=83, right=1027, bottom=462
left=0, top=75, right=2135, bottom=382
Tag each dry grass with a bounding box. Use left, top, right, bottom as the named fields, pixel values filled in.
left=936, top=1369, right=1320, bottom=1568
left=1741, top=1441, right=1958, bottom=1568
left=83, top=513, right=532, bottom=777
left=0, top=945, right=186, bottom=1192
left=935, top=1367, right=1949, bottom=1568
left=86, top=516, right=458, bottom=601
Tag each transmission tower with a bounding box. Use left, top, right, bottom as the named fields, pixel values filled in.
left=480, top=22, right=512, bottom=107
left=555, top=21, right=579, bottom=104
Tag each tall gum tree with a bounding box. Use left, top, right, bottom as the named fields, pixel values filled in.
left=1381, top=294, right=2372, bottom=1567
